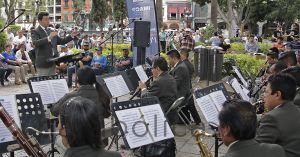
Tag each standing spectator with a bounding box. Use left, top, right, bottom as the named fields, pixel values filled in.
left=97, top=32, right=106, bottom=49
left=13, top=30, right=26, bottom=49
left=245, top=34, right=259, bottom=53
left=90, top=33, right=98, bottom=47
left=15, top=44, right=36, bottom=76
left=81, top=34, right=92, bottom=49
left=209, top=32, right=221, bottom=47
left=179, top=28, right=195, bottom=52
left=115, top=48, right=133, bottom=71
left=31, top=12, right=79, bottom=76
left=91, top=47, right=107, bottom=75
left=286, top=24, right=299, bottom=43
left=159, top=28, right=167, bottom=53
left=0, top=54, right=13, bottom=86
left=272, top=26, right=283, bottom=42
left=1, top=44, right=26, bottom=85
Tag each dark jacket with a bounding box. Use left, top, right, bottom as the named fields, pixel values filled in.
left=223, top=139, right=286, bottom=157
left=64, top=145, right=121, bottom=157
left=51, top=85, right=105, bottom=128
left=256, top=101, right=300, bottom=157
left=182, top=59, right=194, bottom=88
left=169, top=61, right=190, bottom=98
left=293, top=88, right=300, bottom=108
left=31, top=26, right=73, bottom=68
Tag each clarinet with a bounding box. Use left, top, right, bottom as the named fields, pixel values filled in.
left=0, top=103, right=47, bottom=157
left=129, top=76, right=153, bottom=100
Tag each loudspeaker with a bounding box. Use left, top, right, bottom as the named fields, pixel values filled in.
left=133, top=21, right=151, bottom=47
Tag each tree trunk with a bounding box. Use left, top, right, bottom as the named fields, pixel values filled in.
left=155, top=0, right=163, bottom=29
left=211, top=0, right=218, bottom=29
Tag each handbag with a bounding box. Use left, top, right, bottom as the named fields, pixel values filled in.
left=141, top=138, right=176, bottom=157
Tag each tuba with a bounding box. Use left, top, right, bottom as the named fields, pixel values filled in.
left=193, top=129, right=213, bottom=157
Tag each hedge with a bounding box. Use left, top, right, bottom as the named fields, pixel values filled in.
left=230, top=42, right=272, bottom=54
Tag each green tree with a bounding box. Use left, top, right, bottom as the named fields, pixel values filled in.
left=24, top=0, right=47, bottom=27
left=0, top=18, right=8, bottom=50
left=113, top=0, right=127, bottom=43
left=156, top=0, right=163, bottom=28
left=91, top=0, right=111, bottom=31
left=4, top=0, right=17, bottom=24
left=72, top=0, right=85, bottom=26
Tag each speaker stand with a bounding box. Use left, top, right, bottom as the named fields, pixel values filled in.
left=136, top=47, right=146, bottom=65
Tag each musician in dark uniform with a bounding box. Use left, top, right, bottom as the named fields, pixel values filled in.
left=115, top=48, right=133, bottom=71
left=58, top=96, right=120, bottom=157
left=281, top=66, right=300, bottom=108
left=219, top=99, right=285, bottom=157
left=139, top=57, right=178, bottom=124
left=179, top=48, right=202, bottom=126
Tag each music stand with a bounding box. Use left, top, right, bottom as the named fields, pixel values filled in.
left=0, top=93, right=49, bottom=157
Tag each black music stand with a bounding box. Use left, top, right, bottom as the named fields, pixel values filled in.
left=0, top=93, right=50, bottom=157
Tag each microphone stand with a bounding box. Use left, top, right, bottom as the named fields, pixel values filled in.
left=98, top=19, right=138, bottom=67
left=0, top=10, right=26, bottom=32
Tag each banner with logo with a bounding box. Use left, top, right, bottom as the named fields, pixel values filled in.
left=126, top=0, right=160, bottom=65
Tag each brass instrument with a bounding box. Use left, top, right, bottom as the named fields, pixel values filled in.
left=193, top=129, right=214, bottom=157
left=0, top=103, right=47, bottom=157
left=252, top=100, right=266, bottom=114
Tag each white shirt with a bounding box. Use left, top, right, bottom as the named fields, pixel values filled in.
left=7, top=32, right=14, bottom=43
left=15, top=50, right=31, bottom=63
left=13, top=35, right=26, bottom=46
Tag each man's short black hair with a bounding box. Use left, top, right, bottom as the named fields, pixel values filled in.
left=267, top=51, right=279, bottom=59
left=37, top=12, right=49, bottom=21
left=167, top=49, right=180, bottom=59
left=219, top=99, right=257, bottom=140
left=60, top=96, right=102, bottom=148
left=268, top=73, right=297, bottom=101
left=272, top=61, right=288, bottom=74
left=269, top=47, right=279, bottom=54
left=152, top=57, right=168, bottom=72
left=278, top=51, right=297, bottom=66
left=281, top=66, right=300, bottom=87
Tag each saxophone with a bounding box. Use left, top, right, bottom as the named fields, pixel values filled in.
left=0, top=103, right=47, bottom=157
left=193, top=129, right=213, bottom=157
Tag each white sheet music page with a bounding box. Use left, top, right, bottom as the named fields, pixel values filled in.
left=232, top=66, right=248, bottom=88
left=196, top=95, right=219, bottom=126
left=140, top=104, right=174, bottom=142
left=49, top=79, right=69, bottom=102
left=31, top=81, right=55, bottom=105
left=209, top=90, right=227, bottom=112
left=134, top=65, right=148, bottom=82
left=0, top=95, right=21, bottom=143
left=231, top=78, right=250, bottom=101
left=104, top=75, right=130, bottom=98
left=115, top=108, right=152, bottom=148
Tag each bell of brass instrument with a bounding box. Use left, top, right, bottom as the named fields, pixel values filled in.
left=193, top=129, right=213, bottom=157
left=0, top=104, right=47, bottom=157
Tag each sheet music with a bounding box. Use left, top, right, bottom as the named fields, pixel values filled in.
left=0, top=95, right=20, bottom=143
left=104, top=75, right=130, bottom=98
left=49, top=79, right=69, bottom=102
left=232, top=66, right=248, bottom=88
left=195, top=95, right=219, bottom=126
left=115, top=108, right=152, bottom=148
left=209, top=90, right=227, bottom=112
left=31, top=81, right=55, bottom=105
left=231, top=78, right=250, bottom=101
left=134, top=65, right=148, bottom=82
left=140, top=104, right=174, bottom=142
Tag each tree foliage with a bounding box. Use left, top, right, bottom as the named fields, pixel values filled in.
left=0, top=18, right=8, bottom=51
left=4, top=0, right=16, bottom=24
left=113, top=0, right=127, bottom=23
left=91, top=0, right=111, bottom=31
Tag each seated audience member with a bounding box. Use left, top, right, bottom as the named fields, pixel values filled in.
left=56, top=45, right=71, bottom=74
left=245, top=34, right=259, bottom=53
left=281, top=67, right=300, bottom=108
left=0, top=54, right=12, bottom=86
left=91, top=47, right=107, bottom=75
left=139, top=57, right=177, bottom=124
left=115, top=48, right=132, bottom=71
left=273, top=37, right=285, bottom=52
left=220, top=38, right=231, bottom=52
left=288, top=35, right=300, bottom=51
left=15, top=43, right=36, bottom=76
left=219, top=99, right=286, bottom=157
left=52, top=66, right=111, bottom=128
left=278, top=51, right=297, bottom=67
left=58, top=96, right=120, bottom=157
left=67, top=42, right=93, bottom=87
left=256, top=74, right=300, bottom=157
left=2, top=44, right=26, bottom=85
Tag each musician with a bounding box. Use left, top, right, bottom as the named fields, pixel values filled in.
left=58, top=96, right=120, bottom=157
left=179, top=48, right=202, bottom=126
left=52, top=66, right=111, bottom=129
left=278, top=51, right=297, bottom=67
left=256, top=74, right=300, bottom=157
left=281, top=67, right=300, bottom=108
left=219, top=99, right=286, bottom=157
left=31, top=12, right=79, bottom=76
left=269, top=61, right=288, bottom=75
left=115, top=48, right=133, bottom=71
left=138, top=57, right=178, bottom=124
left=67, top=42, right=93, bottom=87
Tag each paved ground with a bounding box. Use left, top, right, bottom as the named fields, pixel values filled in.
left=0, top=79, right=229, bottom=157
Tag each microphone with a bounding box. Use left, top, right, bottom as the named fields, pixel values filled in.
left=15, top=8, right=32, bottom=11
left=130, top=18, right=142, bottom=21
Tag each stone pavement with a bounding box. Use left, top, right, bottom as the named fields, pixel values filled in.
left=0, top=80, right=229, bottom=157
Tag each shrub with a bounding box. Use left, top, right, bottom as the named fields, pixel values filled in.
left=258, top=42, right=272, bottom=54
left=230, top=42, right=245, bottom=52
left=9, top=25, right=21, bottom=34
left=0, top=19, right=7, bottom=51
left=224, top=54, right=265, bottom=78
